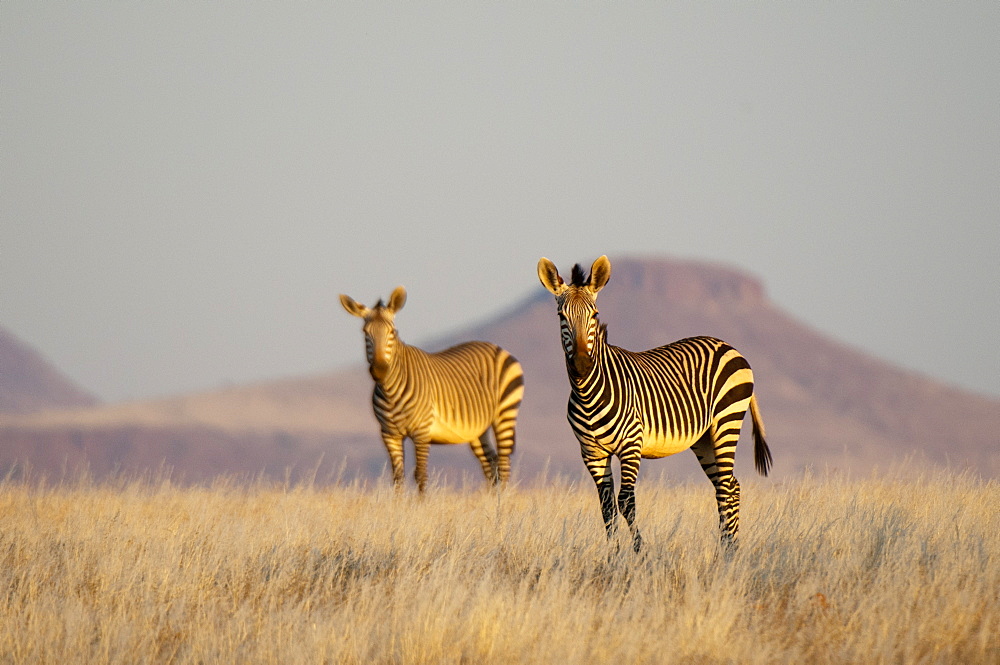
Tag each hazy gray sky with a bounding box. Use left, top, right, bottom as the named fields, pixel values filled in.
left=3, top=4, right=998, bottom=402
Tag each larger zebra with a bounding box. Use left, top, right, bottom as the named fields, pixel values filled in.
left=537, top=256, right=772, bottom=550
left=341, top=286, right=524, bottom=491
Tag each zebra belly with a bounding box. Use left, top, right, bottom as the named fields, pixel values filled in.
left=426, top=417, right=487, bottom=445
left=640, top=432, right=699, bottom=459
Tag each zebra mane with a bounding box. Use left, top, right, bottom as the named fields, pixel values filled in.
left=375, top=298, right=385, bottom=308
left=570, top=263, right=588, bottom=286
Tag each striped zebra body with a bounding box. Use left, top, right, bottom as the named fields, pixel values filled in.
left=571, top=334, right=753, bottom=460
left=342, top=287, right=524, bottom=491
left=539, top=256, right=771, bottom=550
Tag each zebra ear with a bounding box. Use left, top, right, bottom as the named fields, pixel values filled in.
left=340, top=294, right=370, bottom=318
left=589, top=255, right=611, bottom=293
left=537, top=257, right=567, bottom=295
left=387, top=286, right=407, bottom=313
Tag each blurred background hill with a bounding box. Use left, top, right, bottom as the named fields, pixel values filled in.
left=2, top=256, right=997, bottom=485
left=0, top=327, right=100, bottom=415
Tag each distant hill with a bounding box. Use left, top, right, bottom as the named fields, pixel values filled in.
left=0, top=326, right=99, bottom=415
left=435, top=257, right=1000, bottom=480
left=2, top=257, right=998, bottom=484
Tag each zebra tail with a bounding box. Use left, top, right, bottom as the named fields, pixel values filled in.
left=750, top=393, right=773, bottom=476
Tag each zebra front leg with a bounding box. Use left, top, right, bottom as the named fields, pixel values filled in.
left=585, top=455, right=618, bottom=541
left=381, top=434, right=405, bottom=490
left=617, top=449, right=644, bottom=553
left=413, top=438, right=431, bottom=494
left=470, top=433, right=499, bottom=486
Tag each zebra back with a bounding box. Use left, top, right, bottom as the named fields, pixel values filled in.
left=400, top=341, right=523, bottom=421
left=372, top=340, right=523, bottom=445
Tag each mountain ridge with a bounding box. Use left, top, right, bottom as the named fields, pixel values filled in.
left=2, top=256, right=997, bottom=483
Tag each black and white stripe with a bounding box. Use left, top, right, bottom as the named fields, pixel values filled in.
left=538, top=256, right=772, bottom=550
left=341, top=286, right=524, bottom=491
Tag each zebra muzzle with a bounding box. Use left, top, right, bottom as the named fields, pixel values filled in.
left=369, top=360, right=389, bottom=381
left=571, top=351, right=594, bottom=378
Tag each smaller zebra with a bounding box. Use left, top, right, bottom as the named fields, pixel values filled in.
left=341, top=286, right=524, bottom=492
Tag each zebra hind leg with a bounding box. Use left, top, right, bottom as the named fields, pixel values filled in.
left=716, top=474, right=741, bottom=548
left=691, top=433, right=741, bottom=548
left=491, top=417, right=516, bottom=486
left=470, top=433, right=500, bottom=486
left=712, top=418, right=744, bottom=548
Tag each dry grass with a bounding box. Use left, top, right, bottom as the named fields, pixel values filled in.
left=1, top=469, right=997, bottom=664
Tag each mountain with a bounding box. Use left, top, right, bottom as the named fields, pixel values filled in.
left=2, top=257, right=998, bottom=484
left=437, top=258, right=1000, bottom=480
left=0, top=326, right=100, bottom=414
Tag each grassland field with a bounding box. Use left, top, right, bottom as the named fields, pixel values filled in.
left=1, top=468, right=997, bottom=664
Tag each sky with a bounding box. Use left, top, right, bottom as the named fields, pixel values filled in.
left=3, top=4, right=998, bottom=403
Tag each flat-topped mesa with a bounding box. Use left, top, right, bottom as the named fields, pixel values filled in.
left=609, top=257, right=766, bottom=311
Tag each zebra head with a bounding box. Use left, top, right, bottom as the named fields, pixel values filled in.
left=537, top=255, right=611, bottom=379
left=339, top=286, right=407, bottom=382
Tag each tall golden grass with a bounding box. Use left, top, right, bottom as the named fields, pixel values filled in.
left=1, top=469, right=996, bottom=664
